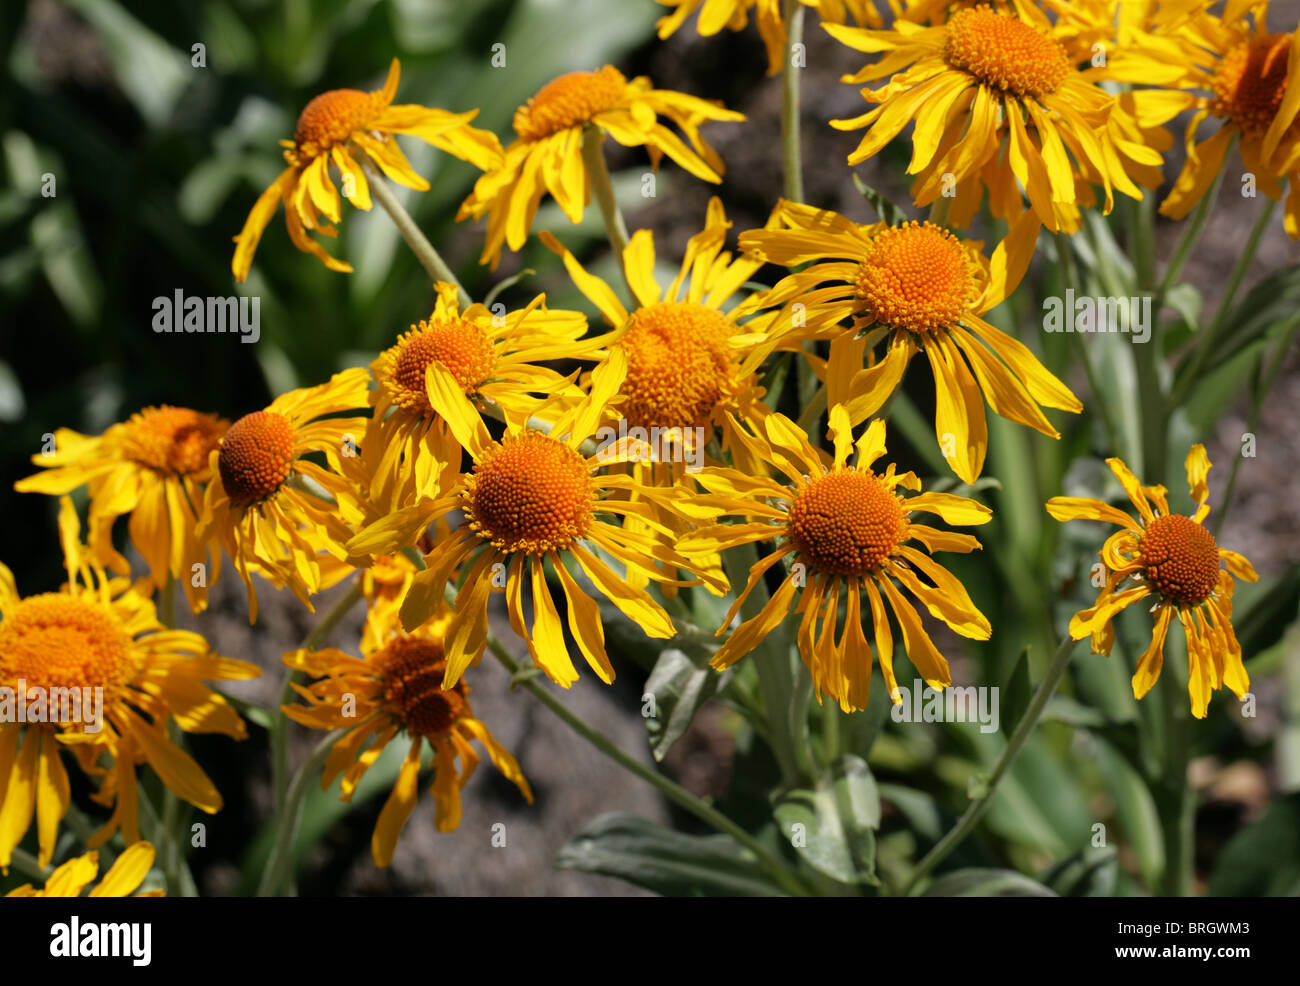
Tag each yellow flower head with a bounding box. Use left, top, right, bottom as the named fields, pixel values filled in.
left=540, top=198, right=778, bottom=591
left=282, top=602, right=530, bottom=868
left=1047, top=446, right=1259, bottom=719
left=456, top=65, right=744, bottom=268
left=15, top=406, right=228, bottom=614
left=656, top=0, right=883, bottom=75
left=198, top=369, right=371, bottom=622
left=738, top=200, right=1080, bottom=483
left=348, top=374, right=728, bottom=690
left=6, top=842, right=162, bottom=897
left=1096, top=0, right=1300, bottom=236
left=232, top=59, right=503, bottom=281
left=356, top=281, right=599, bottom=524
left=543, top=197, right=775, bottom=469
left=684, top=407, right=992, bottom=712
left=0, top=500, right=259, bottom=871
left=825, top=2, right=1168, bottom=231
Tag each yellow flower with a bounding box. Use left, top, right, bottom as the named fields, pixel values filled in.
left=655, top=0, right=883, bottom=75
left=456, top=65, right=744, bottom=268
left=355, top=281, right=600, bottom=525
left=541, top=198, right=777, bottom=589
left=825, top=2, right=1167, bottom=231
left=1047, top=446, right=1259, bottom=719
left=738, top=200, right=1079, bottom=483
left=0, top=500, right=259, bottom=871
left=362, top=553, right=421, bottom=611
left=348, top=378, right=727, bottom=690
left=684, top=407, right=992, bottom=712
left=15, top=406, right=228, bottom=614
left=542, top=196, right=776, bottom=467
left=6, top=842, right=163, bottom=897
left=232, top=58, right=503, bottom=281
left=1098, top=0, right=1300, bottom=236
left=197, top=369, right=370, bottom=622
left=282, top=604, right=530, bottom=868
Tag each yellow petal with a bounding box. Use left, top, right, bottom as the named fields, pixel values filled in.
left=1131, top=603, right=1173, bottom=700
left=372, top=740, right=423, bottom=867
left=1184, top=443, right=1211, bottom=511
left=1045, top=496, right=1141, bottom=530
left=89, top=842, right=156, bottom=897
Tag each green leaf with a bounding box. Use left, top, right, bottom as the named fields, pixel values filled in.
left=775, top=763, right=881, bottom=886
left=1233, top=563, right=1300, bottom=658
left=236, top=738, right=411, bottom=895
left=1002, top=646, right=1032, bottom=736
left=643, top=646, right=723, bottom=762
left=1207, top=794, right=1300, bottom=897
left=922, top=868, right=1057, bottom=896
left=555, top=812, right=785, bottom=897
left=831, top=754, right=882, bottom=883
left=1164, top=283, right=1202, bottom=333
left=851, top=174, right=907, bottom=227
left=1195, top=264, right=1300, bottom=370
left=840, top=669, right=892, bottom=758
left=63, top=0, right=190, bottom=127
left=1092, top=738, right=1164, bottom=891
left=1038, top=847, right=1118, bottom=897
left=878, top=783, right=943, bottom=842
left=974, top=734, right=1092, bottom=855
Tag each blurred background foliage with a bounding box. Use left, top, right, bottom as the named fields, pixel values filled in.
left=0, top=0, right=664, bottom=594
left=1, top=0, right=1298, bottom=896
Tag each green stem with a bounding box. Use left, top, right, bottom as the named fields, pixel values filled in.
left=780, top=0, right=805, bottom=203
left=722, top=544, right=804, bottom=786
left=8, top=848, right=51, bottom=883
left=1130, top=195, right=1157, bottom=291
left=256, top=728, right=345, bottom=897
left=1056, top=234, right=1124, bottom=454
left=481, top=631, right=809, bottom=896
left=1214, top=313, right=1300, bottom=535
left=904, top=634, right=1078, bottom=894
left=360, top=156, right=471, bottom=308
left=137, top=787, right=198, bottom=896
left=795, top=382, right=828, bottom=432
left=1208, top=196, right=1276, bottom=336
left=1154, top=147, right=1232, bottom=316
left=1154, top=646, right=1193, bottom=896
left=581, top=123, right=630, bottom=263
left=1169, top=194, right=1276, bottom=410
left=928, top=194, right=953, bottom=228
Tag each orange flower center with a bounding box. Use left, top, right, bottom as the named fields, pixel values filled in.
left=786, top=471, right=907, bottom=576
left=388, top=319, right=496, bottom=415
left=372, top=637, right=469, bottom=738
left=1211, top=35, right=1293, bottom=135
left=513, top=66, right=627, bottom=141
left=0, top=594, right=133, bottom=724
left=218, top=411, right=296, bottom=506
left=1139, top=514, right=1221, bottom=605
left=122, top=405, right=227, bottom=475
left=857, top=222, right=976, bottom=333
left=943, top=6, right=1071, bottom=99
left=465, top=433, right=594, bottom=555
left=291, top=88, right=384, bottom=161
left=619, top=302, right=736, bottom=431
